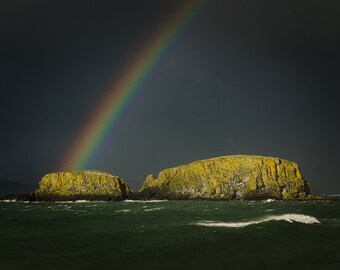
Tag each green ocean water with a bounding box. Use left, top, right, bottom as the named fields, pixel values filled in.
left=1, top=200, right=340, bottom=270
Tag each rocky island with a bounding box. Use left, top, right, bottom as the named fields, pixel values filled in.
left=139, top=155, right=311, bottom=200
left=1, top=155, right=313, bottom=201
left=35, top=170, right=131, bottom=201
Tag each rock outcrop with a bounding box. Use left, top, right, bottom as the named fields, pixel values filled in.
left=35, top=171, right=131, bottom=200
left=140, top=155, right=310, bottom=200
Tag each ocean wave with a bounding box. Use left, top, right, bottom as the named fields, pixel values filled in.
left=124, top=200, right=168, bottom=203
left=55, top=200, right=88, bottom=204
left=55, top=201, right=75, bottom=203
left=194, top=214, right=320, bottom=228
left=263, top=199, right=276, bottom=203
left=115, top=209, right=131, bottom=213
left=144, top=207, right=164, bottom=212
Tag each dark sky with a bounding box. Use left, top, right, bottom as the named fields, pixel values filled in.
left=0, top=0, right=339, bottom=194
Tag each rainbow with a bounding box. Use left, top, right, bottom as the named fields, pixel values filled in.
left=61, top=0, right=208, bottom=170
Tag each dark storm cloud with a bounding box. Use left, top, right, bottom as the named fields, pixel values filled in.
left=0, top=0, right=339, bottom=194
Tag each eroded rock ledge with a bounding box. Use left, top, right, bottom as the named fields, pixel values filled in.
left=139, top=155, right=311, bottom=200
left=35, top=170, right=131, bottom=201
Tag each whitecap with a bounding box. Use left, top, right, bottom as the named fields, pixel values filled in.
left=0, top=199, right=17, bottom=203
left=193, top=214, right=320, bottom=228
left=57, top=201, right=78, bottom=204
left=265, top=209, right=274, bottom=212
left=56, top=200, right=104, bottom=204
left=263, top=199, right=276, bottom=203
left=124, top=200, right=168, bottom=203
left=144, top=207, right=164, bottom=212
left=115, top=209, right=131, bottom=213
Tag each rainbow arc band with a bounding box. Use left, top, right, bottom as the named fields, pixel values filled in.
left=62, top=0, right=208, bottom=170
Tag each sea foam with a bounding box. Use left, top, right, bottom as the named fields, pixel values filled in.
left=0, top=199, right=17, bottom=203
left=115, top=209, right=131, bottom=213
left=55, top=200, right=91, bottom=203
left=263, top=199, right=276, bottom=203
left=194, top=214, right=320, bottom=228
left=144, top=207, right=164, bottom=212
left=124, top=200, right=168, bottom=203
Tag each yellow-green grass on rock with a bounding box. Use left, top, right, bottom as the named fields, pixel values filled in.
left=35, top=170, right=131, bottom=201
left=140, top=155, right=311, bottom=200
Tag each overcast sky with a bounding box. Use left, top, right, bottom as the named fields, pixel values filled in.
left=0, top=0, right=339, bottom=194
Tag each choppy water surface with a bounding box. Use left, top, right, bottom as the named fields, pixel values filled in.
left=1, top=200, right=340, bottom=269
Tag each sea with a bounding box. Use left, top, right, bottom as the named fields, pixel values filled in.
left=1, top=199, right=340, bottom=270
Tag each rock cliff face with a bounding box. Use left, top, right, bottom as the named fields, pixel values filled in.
left=35, top=171, right=131, bottom=200
left=140, top=155, right=310, bottom=200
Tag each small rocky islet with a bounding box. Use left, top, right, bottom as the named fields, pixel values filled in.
left=35, top=171, right=131, bottom=201
left=25, top=155, right=311, bottom=201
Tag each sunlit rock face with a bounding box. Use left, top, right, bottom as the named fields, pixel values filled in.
left=140, top=155, right=311, bottom=200
left=35, top=171, right=131, bottom=200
